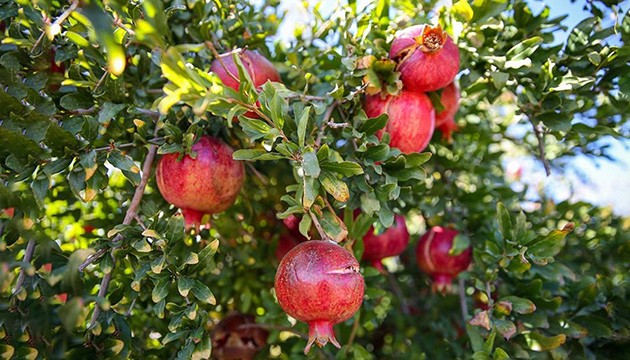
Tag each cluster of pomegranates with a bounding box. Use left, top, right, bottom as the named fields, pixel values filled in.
left=154, top=30, right=471, bottom=355
left=364, top=24, right=462, bottom=152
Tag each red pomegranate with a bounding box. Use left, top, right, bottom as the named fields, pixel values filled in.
left=364, top=90, right=435, bottom=153
left=435, top=83, right=460, bottom=142
left=390, top=25, right=460, bottom=92
left=416, top=226, right=472, bottom=293
left=155, top=136, right=245, bottom=229
left=211, top=49, right=280, bottom=118
left=211, top=313, right=268, bottom=360
left=275, top=233, right=301, bottom=261
left=362, top=215, right=410, bottom=271
left=275, top=240, right=364, bottom=354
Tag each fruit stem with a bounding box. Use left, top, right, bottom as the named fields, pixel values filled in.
left=305, top=320, right=340, bottom=354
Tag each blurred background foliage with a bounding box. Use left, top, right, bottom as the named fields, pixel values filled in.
left=0, top=0, right=629, bottom=359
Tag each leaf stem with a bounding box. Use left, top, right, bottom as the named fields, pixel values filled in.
left=12, top=239, right=37, bottom=296
left=530, top=119, right=551, bottom=176
left=88, top=130, right=159, bottom=329
left=458, top=277, right=468, bottom=326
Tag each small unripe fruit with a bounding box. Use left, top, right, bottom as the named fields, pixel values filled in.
left=416, top=227, right=472, bottom=293
left=275, top=240, right=364, bottom=354
left=155, top=136, right=245, bottom=229
left=390, top=25, right=460, bottom=92
left=364, top=90, right=435, bottom=153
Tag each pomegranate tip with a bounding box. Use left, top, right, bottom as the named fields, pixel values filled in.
left=305, top=320, right=340, bottom=354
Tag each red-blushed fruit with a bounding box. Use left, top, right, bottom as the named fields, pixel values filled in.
left=274, top=233, right=301, bottom=261
left=364, top=90, right=436, bottom=153
left=416, top=226, right=472, bottom=294
left=155, top=136, right=245, bottom=229
left=435, top=83, right=460, bottom=142
left=362, top=215, right=410, bottom=271
left=211, top=313, right=268, bottom=360
left=390, top=25, right=460, bottom=92
left=275, top=240, right=365, bottom=354
left=211, top=49, right=281, bottom=118
left=1, top=208, right=15, bottom=218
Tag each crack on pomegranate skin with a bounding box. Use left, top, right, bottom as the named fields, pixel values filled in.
left=326, top=264, right=360, bottom=274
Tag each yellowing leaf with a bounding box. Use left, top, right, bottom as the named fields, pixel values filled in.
left=452, top=0, right=474, bottom=22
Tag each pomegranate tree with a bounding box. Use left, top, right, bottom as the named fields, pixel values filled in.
left=364, top=89, right=435, bottom=153
left=211, top=313, right=268, bottom=360
left=274, top=240, right=364, bottom=353
left=390, top=25, right=460, bottom=92
left=362, top=215, right=410, bottom=271
left=416, top=226, right=472, bottom=293
left=155, top=135, right=245, bottom=229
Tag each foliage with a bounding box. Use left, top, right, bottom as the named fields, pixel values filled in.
left=1, top=0, right=629, bottom=359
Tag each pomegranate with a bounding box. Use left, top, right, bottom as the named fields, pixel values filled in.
left=390, top=25, right=460, bottom=92
left=275, top=240, right=364, bottom=353
left=364, top=90, right=435, bottom=153
left=275, top=233, right=301, bottom=261
left=211, top=49, right=280, bottom=118
left=362, top=215, right=410, bottom=271
left=416, top=226, right=472, bottom=293
left=434, top=83, right=460, bottom=142
left=155, top=135, right=245, bottom=229
left=211, top=313, right=268, bottom=360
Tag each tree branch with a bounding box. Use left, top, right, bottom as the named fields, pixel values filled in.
left=88, top=137, right=158, bottom=329
left=12, top=239, right=37, bottom=296
left=530, top=119, right=551, bottom=176
left=458, top=277, right=468, bottom=326
left=31, top=0, right=79, bottom=53
left=315, top=101, right=340, bottom=147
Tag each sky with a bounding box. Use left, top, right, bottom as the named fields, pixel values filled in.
left=274, top=0, right=630, bottom=216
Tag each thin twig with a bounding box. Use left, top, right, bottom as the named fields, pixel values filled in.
left=308, top=210, right=329, bottom=241
left=285, top=94, right=328, bottom=101
left=458, top=277, right=468, bottom=326
left=530, top=119, right=551, bottom=176
left=135, top=108, right=161, bottom=119
left=72, top=106, right=97, bottom=116
left=88, top=134, right=159, bottom=329
left=78, top=248, right=108, bottom=272
left=12, top=239, right=37, bottom=296
left=31, top=0, right=79, bottom=53
left=236, top=323, right=307, bottom=339
left=344, top=314, right=361, bottom=354
left=384, top=269, right=411, bottom=316
left=246, top=162, right=269, bottom=185
left=92, top=137, right=165, bottom=152
left=315, top=101, right=340, bottom=147
left=206, top=42, right=241, bottom=84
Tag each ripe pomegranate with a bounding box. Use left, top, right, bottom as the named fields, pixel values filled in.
left=155, top=136, right=245, bottom=229
left=390, top=25, right=460, bottom=92
left=434, top=83, right=460, bottom=142
left=364, top=90, right=435, bottom=153
left=362, top=215, right=410, bottom=271
left=416, top=226, right=472, bottom=293
left=211, top=49, right=281, bottom=118
left=275, top=240, right=364, bottom=354
left=211, top=313, right=268, bottom=360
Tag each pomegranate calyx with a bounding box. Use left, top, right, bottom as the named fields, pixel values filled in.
left=305, top=320, right=340, bottom=354
left=416, top=25, right=447, bottom=53
left=181, top=208, right=205, bottom=230
left=432, top=273, right=455, bottom=294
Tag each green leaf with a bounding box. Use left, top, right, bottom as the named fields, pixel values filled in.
left=302, top=150, right=320, bottom=177
left=500, top=296, right=536, bottom=314
left=359, top=113, right=388, bottom=136
left=450, top=233, right=471, bottom=256
left=506, top=36, right=543, bottom=61
left=360, top=192, right=380, bottom=214
left=493, top=319, right=516, bottom=340
left=320, top=209, right=348, bottom=242
left=496, top=202, right=511, bottom=243
left=152, top=277, right=170, bottom=303
left=191, top=280, right=216, bottom=305
left=527, top=332, right=566, bottom=351
left=178, top=277, right=195, bottom=297
left=320, top=172, right=350, bottom=203
left=239, top=117, right=272, bottom=140
left=297, top=106, right=311, bottom=148
left=97, top=102, right=126, bottom=125
left=302, top=176, right=319, bottom=210
left=527, top=223, right=573, bottom=259
left=320, top=161, right=364, bottom=176
left=233, top=149, right=284, bottom=161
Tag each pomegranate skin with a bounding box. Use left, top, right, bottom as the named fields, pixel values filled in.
left=155, top=136, right=245, bottom=228
left=416, top=227, right=472, bottom=293
left=362, top=215, right=410, bottom=271
left=275, top=240, right=364, bottom=354
left=364, top=90, right=436, bottom=153
left=211, top=313, right=268, bottom=360
left=390, top=25, right=460, bottom=92
left=435, top=83, right=460, bottom=127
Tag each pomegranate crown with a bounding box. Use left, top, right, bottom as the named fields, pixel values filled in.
left=416, top=25, right=448, bottom=53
